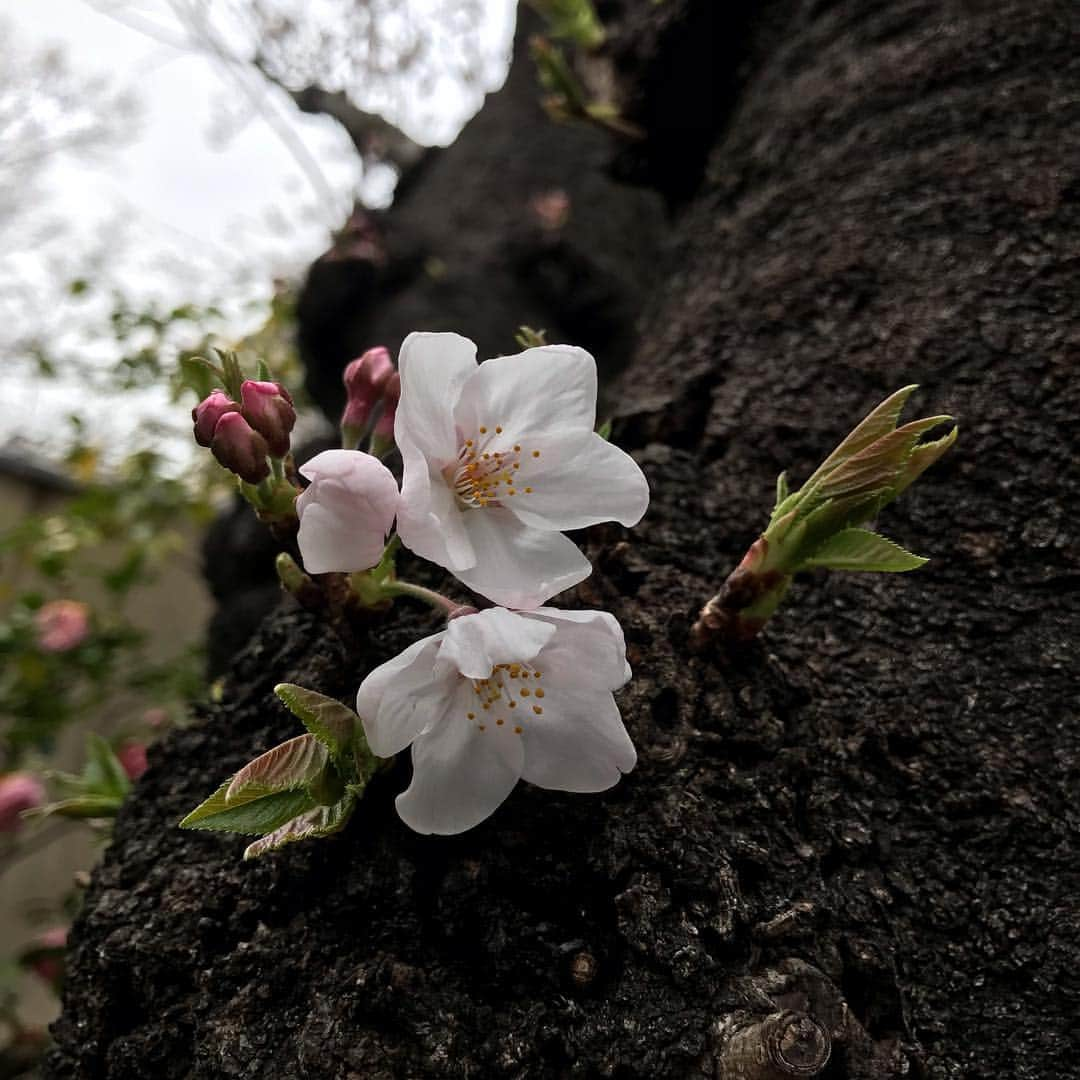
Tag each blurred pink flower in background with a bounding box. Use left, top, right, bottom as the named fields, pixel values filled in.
left=34, top=600, right=90, bottom=653
left=117, top=742, right=149, bottom=781
left=0, top=772, right=46, bottom=831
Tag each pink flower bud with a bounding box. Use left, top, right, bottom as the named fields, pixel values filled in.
left=27, top=926, right=67, bottom=986
left=117, top=742, right=148, bottom=781
left=192, top=389, right=240, bottom=447
left=0, top=773, right=46, bottom=832
left=240, top=380, right=296, bottom=458
left=35, top=600, right=90, bottom=653
left=372, top=371, right=401, bottom=440
left=210, top=411, right=271, bottom=485
left=341, top=347, right=395, bottom=433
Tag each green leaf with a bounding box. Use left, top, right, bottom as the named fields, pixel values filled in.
left=84, top=734, right=131, bottom=799
left=178, top=355, right=224, bottom=401
left=816, top=414, right=953, bottom=503
left=596, top=418, right=612, bottom=441
left=804, top=385, right=919, bottom=489
left=800, top=528, right=928, bottom=573
left=225, top=733, right=328, bottom=801
left=242, top=794, right=357, bottom=860
left=774, top=471, right=789, bottom=512
left=179, top=781, right=315, bottom=835
left=274, top=684, right=356, bottom=771
left=893, top=424, right=959, bottom=497
left=28, top=794, right=124, bottom=820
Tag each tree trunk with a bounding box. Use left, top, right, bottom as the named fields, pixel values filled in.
left=47, top=1, right=1080, bottom=1077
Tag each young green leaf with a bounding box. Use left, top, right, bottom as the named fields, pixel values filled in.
left=225, top=733, right=328, bottom=801
left=241, top=795, right=356, bottom=860
left=800, top=528, right=928, bottom=573
left=84, top=734, right=131, bottom=799
left=274, top=684, right=356, bottom=770
left=179, top=781, right=315, bottom=835
left=774, top=471, right=789, bottom=512
left=804, top=384, right=919, bottom=489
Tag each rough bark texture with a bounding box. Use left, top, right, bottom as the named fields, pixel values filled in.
left=48, top=1, right=1080, bottom=1078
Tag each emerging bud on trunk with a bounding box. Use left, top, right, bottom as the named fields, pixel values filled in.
left=341, top=346, right=395, bottom=446
left=192, top=389, right=240, bottom=447
left=240, top=379, right=296, bottom=458
left=210, top=412, right=271, bottom=485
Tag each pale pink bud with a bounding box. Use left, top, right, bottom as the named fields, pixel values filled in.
left=0, top=773, right=46, bottom=831
left=142, top=707, right=169, bottom=729
left=35, top=600, right=90, bottom=653
left=28, top=926, right=67, bottom=985
left=341, top=347, right=394, bottom=433
left=117, top=742, right=148, bottom=781
left=192, top=389, right=240, bottom=447
left=210, top=412, right=271, bottom=485
left=372, top=371, right=401, bottom=440
left=240, top=380, right=296, bottom=458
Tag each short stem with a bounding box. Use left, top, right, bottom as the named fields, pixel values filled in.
left=691, top=535, right=792, bottom=647
left=382, top=580, right=461, bottom=615
left=270, top=455, right=285, bottom=482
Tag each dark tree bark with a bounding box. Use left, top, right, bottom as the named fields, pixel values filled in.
left=48, top=1, right=1080, bottom=1078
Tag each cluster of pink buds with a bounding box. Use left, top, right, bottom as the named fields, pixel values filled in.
left=193, top=380, right=296, bottom=485
left=341, top=347, right=401, bottom=452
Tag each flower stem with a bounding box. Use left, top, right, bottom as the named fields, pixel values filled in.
left=381, top=580, right=461, bottom=615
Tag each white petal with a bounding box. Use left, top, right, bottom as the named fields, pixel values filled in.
left=396, top=685, right=525, bottom=834
left=435, top=608, right=555, bottom=680
left=453, top=345, right=597, bottom=446
left=520, top=686, right=636, bottom=793
left=296, top=450, right=399, bottom=573
left=508, top=433, right=649, bottom=531
left=454, top=508, right=592, bottom=609
left=356, top=632, right=447, bottom=758
left=522, top=607, right=632, bottom=690
left=395, top=437, right=475, bottom=571
left=394, top=332, right=477, bottom=464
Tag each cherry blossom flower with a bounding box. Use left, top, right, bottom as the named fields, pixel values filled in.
left=296, top=450, right=400, bottom=573
left=356, top=606, right=636, bottom=835
left=34, top=600, right=90, bottom=653
left=393, top=332, right=649, bottom=609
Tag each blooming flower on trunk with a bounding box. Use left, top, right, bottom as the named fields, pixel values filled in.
left=356, top=606, right=636, bottom=835
left=394, top=332, right=649, bottom=608
left=296, top=450, right=400, bottom=573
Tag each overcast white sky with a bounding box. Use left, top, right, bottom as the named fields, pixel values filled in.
left=0, top=0, right=515, bottom=466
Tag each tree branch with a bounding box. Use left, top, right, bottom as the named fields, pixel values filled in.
left=251, top=55, right=428, bottom=175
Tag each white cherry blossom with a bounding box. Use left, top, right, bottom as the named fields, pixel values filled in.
left=393, top=332, right=649, bottom=608
left=356, top=606, right=636, bottom=835
left=295, top=450, right=400, bottom=573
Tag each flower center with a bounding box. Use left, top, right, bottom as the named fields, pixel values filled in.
left=464, top=662, right=546, bottom=735
left=447, top=426, right=539, bottom=510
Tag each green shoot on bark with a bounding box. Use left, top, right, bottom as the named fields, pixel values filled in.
left=692, top=385, right=958, bottom=645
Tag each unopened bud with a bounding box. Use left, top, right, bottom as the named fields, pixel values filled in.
left=117, top=742, right=148, bottom=781
left=240, top=379, right=296, bottom=458
left=210, top=412, right=270, bottom=485
left=341, top=347, right=395, bottom=443
left=0, top=772, right=46, bottom=832
left=192, top=389, right=240, bottom=447
left=372, top=371, right=401, bottom=441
